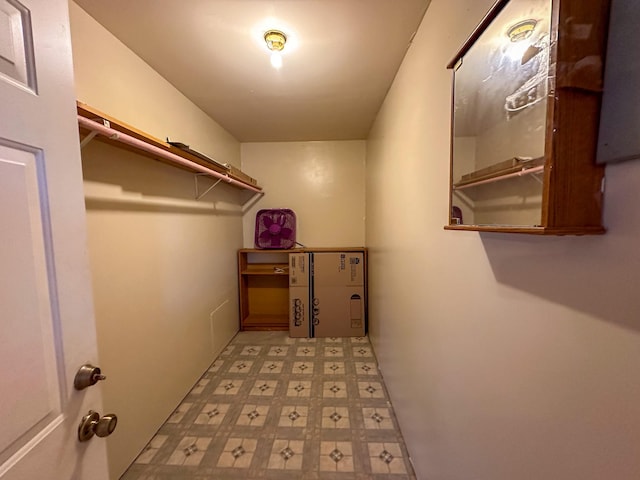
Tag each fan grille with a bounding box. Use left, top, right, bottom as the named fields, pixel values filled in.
left=254, top=209, right=296, bottom=249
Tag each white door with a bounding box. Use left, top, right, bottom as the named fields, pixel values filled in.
left=0, top=0, right=109, bottom=478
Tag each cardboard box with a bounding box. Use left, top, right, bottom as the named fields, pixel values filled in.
left=311, top=252, right=365, bottom=337
left=289, top=253, right=311, bottom=337
left=289, top=286, right=311, bottom=338
left=227, top=164, right=258, bottom=186
left=312, top=252, right=364, bottom=287
left=289, top=252, right=309, bottom=287
left=312, top=285, right=365, bottom=337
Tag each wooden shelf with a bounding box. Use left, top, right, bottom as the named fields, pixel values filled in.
left=76, top=101, right=262, bottom=193
left=241, top=263, right=289, bottom=275
left=238, top=247, right=367, bottom=253
left=241, top=314, right=289, bottom=331
left=444, top=224, right=605, bottom=235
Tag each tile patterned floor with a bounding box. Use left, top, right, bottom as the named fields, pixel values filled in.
left=121, top=332, right=416, bottom=479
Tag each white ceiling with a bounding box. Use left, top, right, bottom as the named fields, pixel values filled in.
left=72, top=0, right=431, bottom=142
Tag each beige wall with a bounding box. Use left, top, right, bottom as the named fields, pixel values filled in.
left=241, top=141, right=366, bottom=248
left=69, top=3, right=243, bottom=478
left=366, top=1, right=640, bottom=480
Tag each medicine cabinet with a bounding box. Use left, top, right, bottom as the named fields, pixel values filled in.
left=446, top=0, right=610, bottom=234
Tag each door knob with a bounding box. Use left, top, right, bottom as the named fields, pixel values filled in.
left=78, top=410, right=118, bottom=442
left=74, top=364, right=106, bottom=390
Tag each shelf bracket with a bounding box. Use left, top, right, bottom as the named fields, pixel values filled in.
left=531, top=171, right=544, bottom=185
left=194, top=173, right=223, bottom=200
left=80, top=118, right=118, bottom=149
left=80, top=130, right=98, bottom=149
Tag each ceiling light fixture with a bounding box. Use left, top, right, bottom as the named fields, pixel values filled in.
left=507, top=19, right=537, bottom=42
left=264, top=29, right=287, bottom=69
left=505, top=19, right=540, bottom=63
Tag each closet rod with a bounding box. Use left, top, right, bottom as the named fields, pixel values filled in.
left=78, top=115, right=262, bottom=193
left=453, top=165, right=545, bottom=190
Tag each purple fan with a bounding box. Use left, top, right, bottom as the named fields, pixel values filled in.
left=254, top=209, right=296, bottom=249
left=451, top=206, right=463, bottom=225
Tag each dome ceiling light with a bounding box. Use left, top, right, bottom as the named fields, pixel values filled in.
left=264, top=29, right=287, bottom=69
left=507, top=19, right=537, bottom=42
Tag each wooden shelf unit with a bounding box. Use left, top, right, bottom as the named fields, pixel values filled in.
left=238, top=250, right=290, bottom=331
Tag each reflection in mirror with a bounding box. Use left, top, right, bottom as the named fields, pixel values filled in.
left=450, top=0, right=551, bottom=226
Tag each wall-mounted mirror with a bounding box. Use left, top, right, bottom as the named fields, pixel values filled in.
left=445, top=0, right=610, bottom=235
left=449, top=0, right=552, bottom=227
